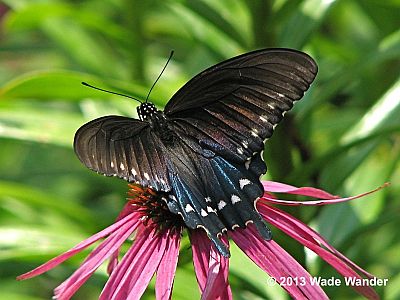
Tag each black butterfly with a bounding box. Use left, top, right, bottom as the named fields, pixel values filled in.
left=74, top=48, right=318, bottom=257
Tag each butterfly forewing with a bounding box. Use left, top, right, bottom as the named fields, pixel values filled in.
left=165, top=49, right=317, bottom=115
left=74, top=116, right=171, bottom=191
left=164, top=49, right=317, bottom=164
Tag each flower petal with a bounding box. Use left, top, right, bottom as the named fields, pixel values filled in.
left=190, top=230, right=232, bottom=300
left=258, top=204, right=379, bottom=299
left=263, top=181, right=338, bottom=199
left=231, top=225, right=329, bottom=300
left=190, top=230, right=212, bottom=292
left=99, top=226, right=168, bottom=300
left=155, top=229, right=182, bottom=300
left=201, top=236, right=232, bottom=300
left=107, top=203, right=139, bottom=275
left=17, top=212, right=140, bottom=281
left=258, top=203, right=375, bottom=278
left=107, top=250, right=120, bottom=276
left=54, top=215, right=141, bottom=300
left=262, top=182, right=388, bottom=206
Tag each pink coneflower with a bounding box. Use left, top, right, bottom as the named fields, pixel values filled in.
left=17, top=181, right=385, bottom=300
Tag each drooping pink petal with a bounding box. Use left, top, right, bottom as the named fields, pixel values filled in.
left=258, top=204, right=379, bottom=299
left=190, top=230, right=212, bottom=292
left=107, top=203, right=137, bottom=275
left=107, top=250, right=120, bottom=276
left=100, top=227, right=153, bottom=300
left=258, top=202, right=375, bottom=278
left=201, top=236, right=232, bottom=300
left=53, top=215, right=141, bottom=300
left=155, top=228, right=182, bottom=300
left=99, top=226, right=168, bottom=300
left=263, top=180, right=338, bottom=198
left=231, top=225, right=329, bottom=300
left=262, top=182, right=388, bottom=206
left=17, top=212, right=141, bottom=281
left=190, top=230, right=232, bottom=299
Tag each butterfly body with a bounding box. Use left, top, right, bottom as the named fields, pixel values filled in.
left=74, top=49, right=318, bottom=256
left=144, top=111, right=175, bottom=145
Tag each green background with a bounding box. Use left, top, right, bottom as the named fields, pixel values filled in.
left=0, top=0, right=399, bottom=299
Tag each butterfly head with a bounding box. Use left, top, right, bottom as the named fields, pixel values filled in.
left=137, top=102, right=158, bottom=121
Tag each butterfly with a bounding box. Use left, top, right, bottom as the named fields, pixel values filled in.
left=74, top=48, right=318, bottom=257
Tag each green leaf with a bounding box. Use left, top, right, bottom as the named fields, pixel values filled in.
left=341, top=77, right=400, bottom=143
left=184, top=0, right=252, bottom=47
left=0, top=181, right=93, bottom=225
left=0, top=70, right=147, bottom=101
left=0, top=226, right=86, bottom=260
left=167, top=2, right=244, bottom=58
left=0, top=101, right=82, bottom=146
left=279, top=0, right=334, bottom=48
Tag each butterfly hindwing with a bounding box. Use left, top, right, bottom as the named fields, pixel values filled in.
left=162, top=138, right=270, bottom=256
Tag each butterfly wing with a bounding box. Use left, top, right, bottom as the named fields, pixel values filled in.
left=74, top=48, right=318, bottom=257
left=159, top=136, right=270, bottom=256
left=74, top=116, right=171, bottom=191
left=165, top=48, right=317, bottom=163
left=161, top=49, right=317, bottom=254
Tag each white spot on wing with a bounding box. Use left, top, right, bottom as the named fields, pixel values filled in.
left=237, top=147, right=244, bottom=155
left=131, top=168, right=137, bottom=176
left=185, top=204, right=194, bottom=212
left=251, top=128, right=259, bottom=137
left=110, top=161, right=114, bottom=168
left=242, top=140, right=248, bottom=148
left=201, top=209, right=208, bottom=217
left=144, top=172, right=150, bottom=180
left=218, top=200, right=226, bottom=210
left=120, top=163, right=125, bottom=170
left=239, top=178, right=251, bottom=189
left=169, top=195, right=177, bottom=201
left=272, top=124, right=277, bottom=130
left=245, top=160, right=251, bottom=170
left=231, top=194, right=241, bottom=204
left=260, top=115, right=268, bottom=123
left=205, top=197, right=212, bottom=203
left=207, top=206, right=216, bottom=213
left=267, top=103, right=275, bottom=110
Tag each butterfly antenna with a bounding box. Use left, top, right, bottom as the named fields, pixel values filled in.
left=145, top=50, right=174, bottom=103
left=82, top=82, right=143, bottom=104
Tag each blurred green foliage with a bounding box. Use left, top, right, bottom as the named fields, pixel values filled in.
left=0, top=0, right=399, bottom=299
